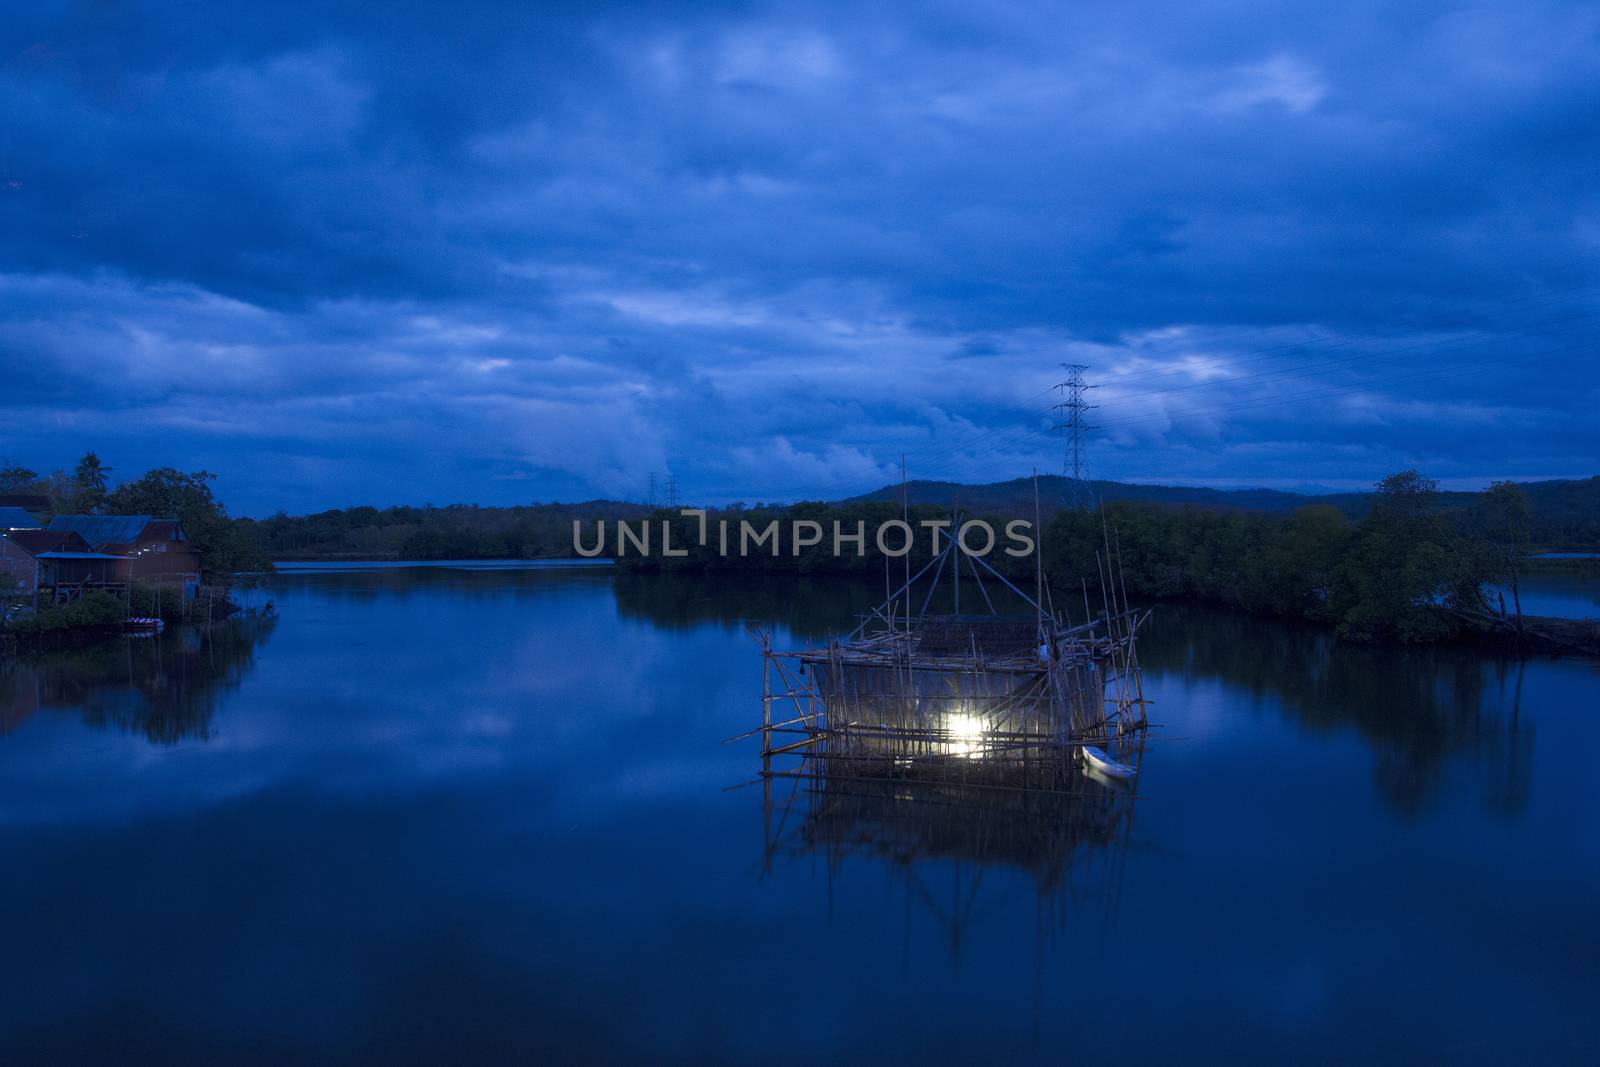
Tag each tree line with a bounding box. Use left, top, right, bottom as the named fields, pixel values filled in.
left=2, top=453, right=1561, bottom=645
left=1044, top=472, right=1537, bottom=643
left=249, top=500, right=653, bottom=560
left=618, top=472, right=1545, bottom=645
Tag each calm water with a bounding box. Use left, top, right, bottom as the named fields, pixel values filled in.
left=2, top=566, right=1597, bottom=1063
left=1490, top=572, right=1600, bottom=620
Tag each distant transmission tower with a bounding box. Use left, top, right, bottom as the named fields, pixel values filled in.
left=664, top=473, right=679, bottom=509
left=1052, top=363, right=1098, bottom=510
left=647, top=473, right=658, bottom=508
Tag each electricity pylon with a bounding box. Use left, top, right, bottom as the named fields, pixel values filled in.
left=1052, top=363, right=1098, bottom=510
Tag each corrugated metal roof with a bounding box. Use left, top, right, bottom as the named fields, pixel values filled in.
left=0, top=506, right=42, bottom=528
left=3, top=530, right=90, bottom=555
left=143, top=519, right=186, bottom=541
left=36, top=551, right=130, bottom=560
left=48, top=514, right=155, bottom=546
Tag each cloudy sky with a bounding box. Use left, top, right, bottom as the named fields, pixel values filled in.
left=2, top=1, right=1597, bottom=515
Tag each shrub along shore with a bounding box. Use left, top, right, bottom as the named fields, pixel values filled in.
left=614, top=473, right=1594, bottom=651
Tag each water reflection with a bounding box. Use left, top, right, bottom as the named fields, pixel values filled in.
left=613, top=571, right=876, bottom=640
left=1139, top=604, right=1535, bottom=816
left=273, top=562, right=614, bottom=606
left=759, top=733, right=1147, bottom=969
left=0, top=612, right=278, bottom=744
left=0, top=566, right=1594, bottom=1060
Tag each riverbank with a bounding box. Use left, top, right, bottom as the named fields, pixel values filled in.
left=2, top=585, right=250, bottom=655
left=1450, top=611, right=1600, bottom=657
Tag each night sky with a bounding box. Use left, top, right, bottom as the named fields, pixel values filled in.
left=3, top=1, right=1597, bottom=515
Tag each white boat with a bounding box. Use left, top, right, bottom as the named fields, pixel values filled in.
left=1080, top=745, right=1134, bottom=780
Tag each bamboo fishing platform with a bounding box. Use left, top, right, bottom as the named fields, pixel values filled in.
left=744, top=516, right=1150, bottom=791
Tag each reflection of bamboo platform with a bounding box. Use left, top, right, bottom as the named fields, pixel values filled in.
left=756, top=732, right=1147, bottom=963
left=776, top=741, right=1144, bottom=885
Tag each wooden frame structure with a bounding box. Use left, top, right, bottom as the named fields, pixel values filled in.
left=746, top=516, right=1149, bottom=789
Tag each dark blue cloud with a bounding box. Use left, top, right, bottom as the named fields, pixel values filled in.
left=1, top=0, right=1597, bottom=513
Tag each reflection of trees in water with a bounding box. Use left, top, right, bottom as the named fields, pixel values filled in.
left=272, top=565, right=614, bottom=605
left=0, top=613, right=277, bottom=744
left=613, top=572, right=1040, bottom=641
left=760, top=739, right=1144, bottom=967
left=1139, top=604, right=1534, bottom=817
left=613, top=573, right=877, bottom=640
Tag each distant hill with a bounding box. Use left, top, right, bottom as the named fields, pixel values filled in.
left=842, top=474, right=1600, bottom=544
left=250, top=475, right=1600, bottom=560
left=846, top=476, right=1317, bottom=514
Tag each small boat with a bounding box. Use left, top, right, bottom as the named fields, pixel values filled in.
left=125, top=616, right=165, bottom=633
left=1080, top=745, right=1134, bottom=780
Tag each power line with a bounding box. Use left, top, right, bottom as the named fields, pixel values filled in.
left=934, top=338, right=1590, bottom=479
left=1090, top=277, right=1600, bottom=396
left=1103, top=304, right=1600, bottom=407
left=1096, top=339, right=1591, bottom=432
left=707, top=284, right=1600, bottom=503
left=825, top=339, right=1591, bottom=496
left=743, top=281, right=1600, bottom=502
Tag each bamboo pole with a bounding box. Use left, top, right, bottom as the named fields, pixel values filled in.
left=761, top=629, right=773, bottom=757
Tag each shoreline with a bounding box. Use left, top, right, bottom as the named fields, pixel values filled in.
left=271, top=558, right=613, bottom=571
left=11, top=559, right=1593, bottom=660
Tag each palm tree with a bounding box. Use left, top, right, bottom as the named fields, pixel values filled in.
left=73, top=452, right=112, bottom=512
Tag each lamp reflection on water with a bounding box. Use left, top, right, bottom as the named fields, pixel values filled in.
left=756, top=724, right=1150, bottom=978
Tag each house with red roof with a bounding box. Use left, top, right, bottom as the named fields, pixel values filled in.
left=47, top=515, right=202, bottom=597
left=1, top=529, right=131, bottom=600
